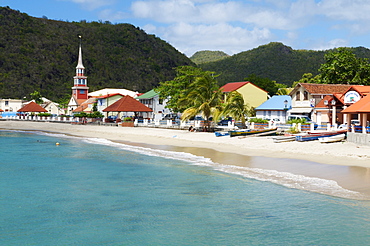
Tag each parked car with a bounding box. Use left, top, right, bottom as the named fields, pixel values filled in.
left=162, top=114, right=178, bottom=120
left=287, top=114, right=318, bottom=129
left=218, top=117, right=233, bottom=126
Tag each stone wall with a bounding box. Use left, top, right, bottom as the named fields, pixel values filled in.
left=347, top=132, right=370, bottom=146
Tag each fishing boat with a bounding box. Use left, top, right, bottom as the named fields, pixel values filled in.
left=229, top=128, right=277, bottom=138
left=272, top=135, right=296, bottom=143
left=214, top=131, right=230, bottom=137
left=319, top=133, right=346, bottom=143
left=296, top=130, right=346, bottom=142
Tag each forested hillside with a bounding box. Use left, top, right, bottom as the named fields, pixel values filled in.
left=200, top=42, right=370, bottom=86
left=190, top=50, right=229, bottom=64
left=0, top=7, right=194, bottom=101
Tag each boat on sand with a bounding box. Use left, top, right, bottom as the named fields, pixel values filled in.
left=229, top=128, right=277, bottom=138
left=319, top=133, right=346, bottom=143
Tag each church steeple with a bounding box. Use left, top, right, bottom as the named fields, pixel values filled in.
left=72, top=35, right=89, bottom=101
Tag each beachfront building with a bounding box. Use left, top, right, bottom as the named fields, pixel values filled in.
left=289, top=83, right=351, bottom=123
left=102, top=96, right=153, bottom=123
left=94, top=93, right=125, bottom=113
left=88, top=88, right=138, bottom=98
left=0, top=99, right=23, bottom=114
left=220, top=82, right=268, bottom=109
left=341, top=94, right=370, bottom=146
left=255, top=95, right=291, bottom=123
left=67, top=38, right=89, bottom=115
left=136, top=89, right=171, bottom=121
left=313, top=85, right=370, bottom=126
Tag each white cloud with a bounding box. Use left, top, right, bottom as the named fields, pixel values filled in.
left=131, top=0, right=293, bottom=29
left=63, top=0, right=114, bottom=10
left=154, top=22, right=273, bottom=56
left=98, top=9, right=129, bottom=22
left=318, top=0, right=370, bottom=21
left=311, top=38, right=349, bottom=50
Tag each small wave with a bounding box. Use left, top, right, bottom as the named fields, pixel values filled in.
left=82, top=137, right=365, bottom=200
left=22, top=131, right=367, bottom=200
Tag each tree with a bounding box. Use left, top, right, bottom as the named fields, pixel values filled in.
left=292, top=73, right=321, bottom=87
left=244, top=74, right=286, bottom=96
left=319, top=47, right=370, bottom=85
left=179, top=72, right=223, bottom=130
left=222, top=91, right=250, bottom=127
left=155, top=66, right=210, bottom=112
left=30, top=90, right=43, bottom=104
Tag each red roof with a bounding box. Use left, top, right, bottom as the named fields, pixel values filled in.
left=298, top=83, right=351, bottom=95
left=0, top=109, right=3, bottom=112
left=96, top=93, right=124, bottom=99
left=103, top=96, right=153, bottom=112
left=17, top=102, right=47, bottom=112
left=342, top=95, right=370, bottom=113
left=220, top=81, right=268, bottom=93
left=220, top=82, right=249, bottom=92
left=315, top=95, right=333, bottom=109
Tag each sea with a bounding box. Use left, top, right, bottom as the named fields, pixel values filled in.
left=2, top=130, right=370, bottom=245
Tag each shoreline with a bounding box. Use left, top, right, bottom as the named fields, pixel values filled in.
left=2, top=120, right=370, bottom=199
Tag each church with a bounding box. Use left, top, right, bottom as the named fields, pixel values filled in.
left=67, top=37, right=89, bottom=115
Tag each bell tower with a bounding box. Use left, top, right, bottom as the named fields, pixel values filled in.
left=72, top=36, right=89, bottom=100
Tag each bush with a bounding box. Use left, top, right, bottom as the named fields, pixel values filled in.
left=287, top=118, right=307, bottom=124
left=38, top=113, right=52, bottom=117
left=248, top=118, right=268, bottom=123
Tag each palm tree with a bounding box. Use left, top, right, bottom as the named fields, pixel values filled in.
left=180, top=74, right=223, bottom=131
left=222, top=91, right=250, bottom=127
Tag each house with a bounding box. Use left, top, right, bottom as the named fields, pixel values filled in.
left=341, top=95, right=370, bottom=146
left=313, top=85, right=370, bottom=125
left=0, top=99, right=23, bottom=113
left=289, top=83, right=351, bottom=123
left=88, top=88, right=138, bottom=98
left=220, top=81, right=268, bottom=109
left=73, top=98, right=98, bottom=114
left=136, top=89, right=171, bottom=120
left=255, top=95, right=291, bottom=123
left=95, top=93, right=125, bottom=113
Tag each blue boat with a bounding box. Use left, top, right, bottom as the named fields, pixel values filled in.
left=215, top=131, right=230, bottom=137
left=295, top=131, right=346, bottom=142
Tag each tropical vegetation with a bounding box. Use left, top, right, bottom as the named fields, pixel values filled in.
left=156, top=66, right=252, bottom=130
left=0, top=6, right=193, bottom=103
left=200, top=42, right=370, bottom=86
left=190, top=50, right=230, bottom=64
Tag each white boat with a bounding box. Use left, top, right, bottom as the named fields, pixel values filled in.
left=272, top=135, right=296, bottom=143
left=318, top=133, right=346, bottom=143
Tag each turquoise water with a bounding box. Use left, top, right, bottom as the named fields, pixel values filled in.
left=2, top=130, right=370, bottom=245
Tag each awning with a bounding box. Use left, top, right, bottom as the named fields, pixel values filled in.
left=288, top=107, right=313, bottom=114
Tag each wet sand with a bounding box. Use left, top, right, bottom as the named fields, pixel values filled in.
left=2, top=120, right=370, bottom=198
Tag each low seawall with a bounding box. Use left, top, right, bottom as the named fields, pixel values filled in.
left=347, top=132, right=370, bottom=146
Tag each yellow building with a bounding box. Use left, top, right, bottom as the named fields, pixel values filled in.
left=220, top=81, right=268, bottom=108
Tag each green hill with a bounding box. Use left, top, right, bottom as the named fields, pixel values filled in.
left=190, top=50, right=229, bottom=64
left=199, top=42, right=370, bottom=86
left=0, top=7, right=194, bottom=101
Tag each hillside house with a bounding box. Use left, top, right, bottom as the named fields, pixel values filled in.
left=220, top=81, right=268, bottom=109
left=289, top=83, right=351, bottom=123
left=136, top=89, right=170, bottom=121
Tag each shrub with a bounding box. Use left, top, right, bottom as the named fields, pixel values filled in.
left=248, top=118, right=268, bottom=123
left=287, top=118, right=307, bottom=124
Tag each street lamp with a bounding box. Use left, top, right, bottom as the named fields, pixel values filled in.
left=284, top=100, right=288, bottom=122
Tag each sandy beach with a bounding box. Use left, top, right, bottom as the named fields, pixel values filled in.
left=2, top=120, right=370, bottom=198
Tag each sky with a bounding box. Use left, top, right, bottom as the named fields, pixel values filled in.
left=2, top=0, right=370, bottom=57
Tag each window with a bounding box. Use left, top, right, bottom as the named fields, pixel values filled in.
left=5, top=101, right=9, bottom=106
left=296, top=91, right=301, bottom=101
left=304, top=91, right=308, bottom=100
left=80, top=90, right=85, bottom=94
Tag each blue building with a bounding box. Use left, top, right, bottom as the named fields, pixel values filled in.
left=255, top=95, right=291, bottom=123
